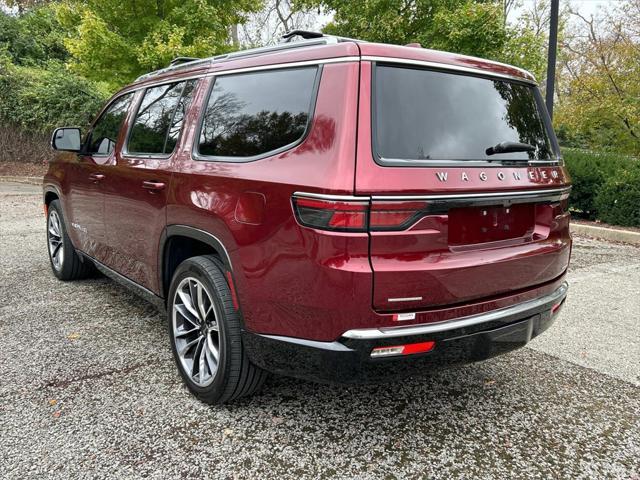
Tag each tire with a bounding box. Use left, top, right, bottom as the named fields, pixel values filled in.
left=167, top=255, right=267, bottom=404
left=46, top=200, right=94, bottom=281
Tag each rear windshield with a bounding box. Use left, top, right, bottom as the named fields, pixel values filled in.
left=373, top=64, right=558, bottom=164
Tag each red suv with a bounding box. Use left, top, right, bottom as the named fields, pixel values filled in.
left=45, top=31, right=571, bottom=404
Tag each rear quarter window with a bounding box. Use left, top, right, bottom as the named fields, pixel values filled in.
left=196, top=66, right=319, bottom=161
left=373, top=64, right=558, bottom=165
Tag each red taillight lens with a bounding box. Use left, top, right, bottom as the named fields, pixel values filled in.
left=369, top=200, right=429, bottom=230
left=292, top=197, right=368, bottom=232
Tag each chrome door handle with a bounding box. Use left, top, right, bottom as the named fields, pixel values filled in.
left=142, top=180, right=166, bottom=192
left=89, top=173, right=105, bottom=182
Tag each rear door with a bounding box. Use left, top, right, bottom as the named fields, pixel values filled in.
left=102, top=79, right=198, bottom=293
left=356, top=61, right=572, bottom=312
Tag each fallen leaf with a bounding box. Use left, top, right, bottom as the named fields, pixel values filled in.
left=48, top=399, right=57, bottom=406
left=271, top=416, right=284, bottom=425
left=484, top=379, right=496, bottom=386
left=52, top=411, right=61, bottom=418
left=67, top=332, right=81, bottom=340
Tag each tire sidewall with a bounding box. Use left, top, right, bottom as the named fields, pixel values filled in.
left=47, top=200, right=74, bottom=280
left=167, top=258, right=235, bottom=402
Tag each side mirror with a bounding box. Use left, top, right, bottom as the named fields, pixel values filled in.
left=51, top=127, right=82, bottom=152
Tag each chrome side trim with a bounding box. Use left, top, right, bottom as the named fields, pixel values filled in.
left=363, top=55, right=537, bottom=84
left=342, top=282, right=568, bottom=339
left=388, top=297, right=423, bottom=302
left=371, top=186, right=571, bottom=202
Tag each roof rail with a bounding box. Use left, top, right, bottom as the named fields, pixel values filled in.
left=134, top=32, right=362, bottom=83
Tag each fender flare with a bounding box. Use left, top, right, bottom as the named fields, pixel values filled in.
left=158, top=225, right=235, bottom=298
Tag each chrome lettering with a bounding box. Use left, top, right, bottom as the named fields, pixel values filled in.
left=479, top=172, right=488, bottom=181
left=513, top=172, right=522, bottom=180
left=497, top=171, right=506, bottom=181
left=436, top=172, right=448, bottom=182
left=461, top=172, right=469, bottom=181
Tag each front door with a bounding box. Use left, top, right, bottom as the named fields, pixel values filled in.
left=66, top=93, right=134, bottom=262
left=102, top=80, right=198, bottom=293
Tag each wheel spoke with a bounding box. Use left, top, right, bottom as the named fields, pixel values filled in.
left=174, top=325, right=198, bottom=338
left=177, top=288, right=199, bottom=322
left=179, top=336, right=201, bottom=357
left=196, top=283, right=208, bottom=321
left=175, top=303, right=200, bottom=327
left=191, top=337, right=204, bottom=378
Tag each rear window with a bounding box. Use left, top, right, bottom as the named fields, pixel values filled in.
left=373, top=65, right=557, bottom=164
left=197, top=67, right=318, bottom=160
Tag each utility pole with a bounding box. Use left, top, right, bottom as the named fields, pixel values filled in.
left=545, top=0, right=560, bottom=119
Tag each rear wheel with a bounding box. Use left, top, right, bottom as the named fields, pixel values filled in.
left=47, top=200, right=93, bottom=280
left=168, top=255, right=267, bottom=404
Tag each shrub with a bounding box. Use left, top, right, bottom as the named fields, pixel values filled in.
left=595, top=169, right=640, bottom=227
left=563, top=148, right=639, bottom=220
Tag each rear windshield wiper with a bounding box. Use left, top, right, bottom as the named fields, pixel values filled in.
left=485, top=141, right=536, bottom=156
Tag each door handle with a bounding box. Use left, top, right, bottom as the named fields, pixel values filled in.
left=89, top=173, right=105, bottom=183
left=142, top=180, right=166, bottom=192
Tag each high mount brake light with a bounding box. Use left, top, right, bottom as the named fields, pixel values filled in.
left=292, top=195, right=429, bottom=232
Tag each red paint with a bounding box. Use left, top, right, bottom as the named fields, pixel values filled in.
left=44, top=40, right=571, bottom=343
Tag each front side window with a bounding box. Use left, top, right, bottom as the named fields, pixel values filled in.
left=86, top=93, right=133, bottom=155
left=374, top=65, right=557, bottom=164
left=198, top=67, right=318, bottom=159
left=127, top=80, right=197, bottom=155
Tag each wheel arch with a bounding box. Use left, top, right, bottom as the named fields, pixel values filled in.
left=43, top=185, right=62, bottom=206
left=159, top=225, right=235, bottom=300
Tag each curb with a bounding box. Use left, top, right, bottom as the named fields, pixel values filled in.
left=571, top=223, right=640, bottom=245
left=0, top=176, right=42, bottom=186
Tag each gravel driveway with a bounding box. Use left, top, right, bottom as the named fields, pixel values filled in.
left=1, top=182, right=639, bottom=479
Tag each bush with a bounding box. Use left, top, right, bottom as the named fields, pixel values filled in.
left=563, top=148, right=639, bottom=220
left=595, top=169, right=640, bottom=227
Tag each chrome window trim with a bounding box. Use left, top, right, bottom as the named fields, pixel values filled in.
left=342, top=282, right=568, bottom=339
left=362, top=55, right=537, bottom=84
left=126, top=56, right=359, bottom=94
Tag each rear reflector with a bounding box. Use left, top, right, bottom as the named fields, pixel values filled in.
left=392, top=312, right=416, bottom=322
left=551, top=301, right=563, bottom=314
left=371, top=341, right=435, bottom=358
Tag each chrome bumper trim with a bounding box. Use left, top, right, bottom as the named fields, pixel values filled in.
left=342, top=282, right=568, bottom=340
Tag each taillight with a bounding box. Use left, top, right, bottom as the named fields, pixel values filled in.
left=369, top=200, right=429, bottom=230
left=292, top=194, right=429, bottom=232
left=292, top=196, right=369, bottom=232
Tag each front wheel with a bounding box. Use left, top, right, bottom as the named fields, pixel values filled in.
left=47, top=200, right=93, bottom=280
left=168, top=255, right=267, bottom=404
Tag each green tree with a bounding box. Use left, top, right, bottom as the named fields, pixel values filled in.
left=56, top=0, right=262, bottom=89
left=299, top=0, right=546, bottom=79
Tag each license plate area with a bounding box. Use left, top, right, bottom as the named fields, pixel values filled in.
left=448, top=203, right=535, bottom=246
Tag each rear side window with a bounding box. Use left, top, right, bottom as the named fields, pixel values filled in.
left=197, top=67, right=318, bottom=159
left=86, top=93, right=133, bottom=155
left=127, top=80, right=197, bottom=155
left=373, top=65, right=557, bottom=164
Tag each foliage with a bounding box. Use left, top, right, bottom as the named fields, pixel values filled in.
left=595, top=168, right=640, bottom=227
left=56, top=0, right=262, bottom=89
left=299, top=0, right=547, bottom=78
left=563, top=148, right=640, bottom=221
left=0, top=59, right=109, bottom=133
left=0, top=6, right=67, bottom=65
left=555, top=4, right=640, bottom=156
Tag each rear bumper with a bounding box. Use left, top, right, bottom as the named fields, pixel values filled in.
left=243, top=282, right=568, bottom=383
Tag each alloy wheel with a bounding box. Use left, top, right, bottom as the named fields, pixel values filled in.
left=47, top=210, right=65, bottom=271
left=172, top=277, right=220, bottom=387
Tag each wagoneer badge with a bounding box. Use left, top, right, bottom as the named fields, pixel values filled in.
left=435, top=170, right=559, bottom=182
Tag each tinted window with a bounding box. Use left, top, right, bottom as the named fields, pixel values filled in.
left=87, top=94, right=133, bottom=155
left=374, top=65, right=556, bottom=163
left=128, top=80, right=196, bottom=155
left=198, top=67, right=317, bottom=158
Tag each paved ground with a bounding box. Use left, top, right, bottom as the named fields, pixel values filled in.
left=1, top=182, right=639, bottom=479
